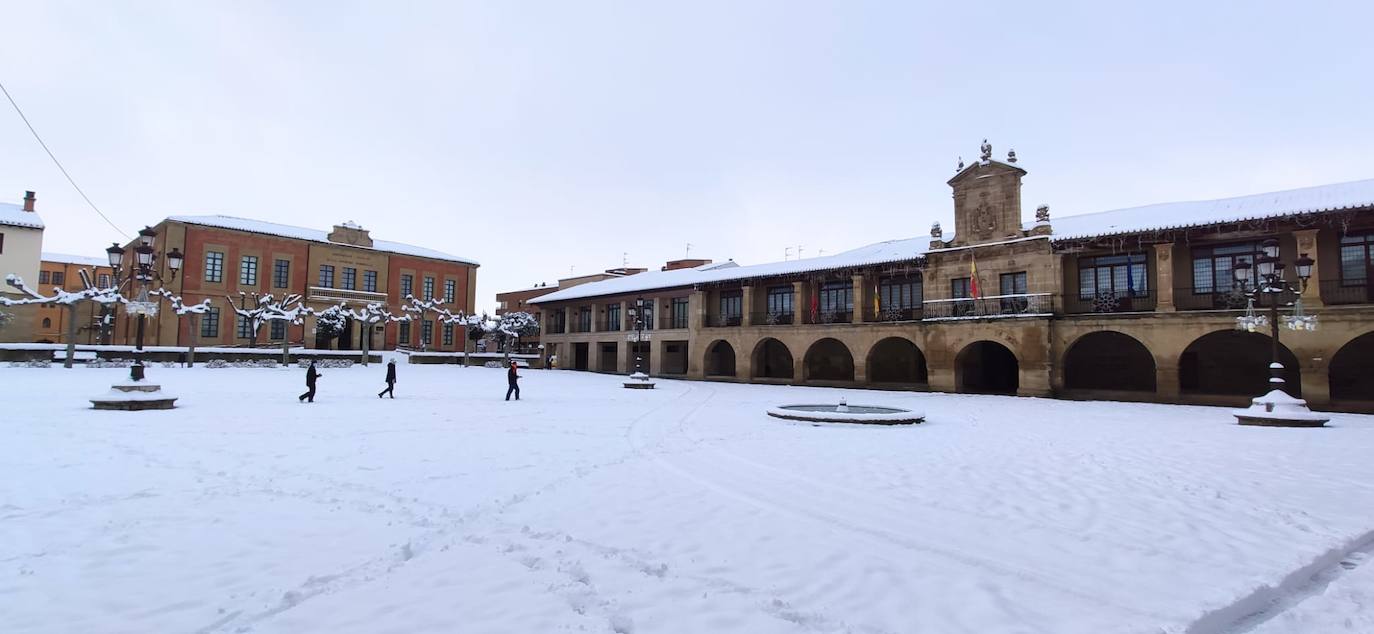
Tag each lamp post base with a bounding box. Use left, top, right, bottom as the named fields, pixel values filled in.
left=91, top=380, right=177, bottom=411
left=1233, top=389, right=1328, bottom=427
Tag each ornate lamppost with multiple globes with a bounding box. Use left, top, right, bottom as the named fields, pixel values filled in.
left=92, top=228, right=183, bottom=410
left=623, top=295, right=654, bottom=388
left=1231, top=238, right=1326, bottom=426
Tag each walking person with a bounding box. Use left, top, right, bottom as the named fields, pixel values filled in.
left=299, top=360, right=321, bottom=403
left=505, top=360, right=520, bottom=401
left=378, top=359, right=397, bottom=399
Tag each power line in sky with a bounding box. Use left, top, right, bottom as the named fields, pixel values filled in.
left=0, top=79, right=130, bottom=239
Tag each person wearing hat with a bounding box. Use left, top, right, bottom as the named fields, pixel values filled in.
left=378, top=359, right=397, bottom=399
left=505, top=360, right=521, bottom=401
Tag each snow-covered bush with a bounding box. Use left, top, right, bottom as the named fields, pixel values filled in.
left=483, top=360, right=504, bottom=369
left=8, top=360, right=51, bottom=368
left=295, top=358, right=352, bottom=369
left=206, top=359, right=230, bottom=369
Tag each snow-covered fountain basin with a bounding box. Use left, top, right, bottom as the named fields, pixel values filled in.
left=767, top=400, right=924, bottom=425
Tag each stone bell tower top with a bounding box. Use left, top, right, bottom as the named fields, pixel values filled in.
left=946, top=140, right=1027, bottom=246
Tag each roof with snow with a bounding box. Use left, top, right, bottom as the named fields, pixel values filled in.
left=167, top=215, right=479, bottom=266
left=0, top=201, right=45, bottom=229
left=531, top=177, right=1374, bottom=305
left=531, top=261, right=739, bottom=303
left=1044, top=177, right=1374, bottom=240
left=42, top=252, right=108, bottom=267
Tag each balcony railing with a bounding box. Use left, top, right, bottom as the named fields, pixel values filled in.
left=546, top=323, right=565, bottom=335
left=568, top=320, right=593, bottom=333
left=599, top=319, right=622, bottom=332
left=1063, top=289, right=1158, bottom=314
left=749, top=311, right=795, bottom=326
left=1320, top=280, right=1373, bottom=305
left=1175, top=287, right=1252, bottom=311
left=863, top=306, right=923, bottom=322
left=923, top=293, right=1052, bottom=320
left=704, top=314, right=743, bottom=328
left=660, top=314, right=690, bottom=330
left=813, top=310, right=853, bottom=324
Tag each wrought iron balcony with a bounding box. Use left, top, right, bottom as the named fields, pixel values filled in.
left=863, top=306, right=923, bottom=322
left=1175, top=287, right=1253, bottom=311
left=923, top=293, right=1052, bottom=320
left=749, top=311, right=795, bottom=326
left=660, top=314, right=691, bottom=330
left=1063, top=289, right=1158, bottom=314
left=1320, top=279, right=1373, bottom=305
left=703, top=314, right=743, bottom=328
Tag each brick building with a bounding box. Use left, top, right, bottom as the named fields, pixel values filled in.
left=533, top=143, right=1374, bottom=413
left=110, top=216, right=478, bottom=351
left=33, top=253, right=116, bottom=344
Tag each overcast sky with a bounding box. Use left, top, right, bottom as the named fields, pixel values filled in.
left=3, top=1, right=1372, bottom=312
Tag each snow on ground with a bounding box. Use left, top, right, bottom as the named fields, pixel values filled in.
left=3, top=362, right=1374, bottom=634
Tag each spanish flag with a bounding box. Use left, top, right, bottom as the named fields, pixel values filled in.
left=970, top=254, right=981, bottom=299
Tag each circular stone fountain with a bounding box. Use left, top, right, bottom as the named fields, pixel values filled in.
left=767, top=398, right=923, bottom=425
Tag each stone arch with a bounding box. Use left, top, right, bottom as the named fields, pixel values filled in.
left=705, top=340, right=737, bottom=377
left=1330, top=331, right=1374, bottom=403
left=752, top=338, right=794, bottom=380
left=1064, top=331, right=1157, bottom=393
left=1179, top=330, right=1301, bottom=397
left=866, top=337, right=928, bottom=385
left=956, top=340, right=1019, bottom=394
left=42, top=317, right=51, bottom=329
left=803, top=337, right=855, bottom=382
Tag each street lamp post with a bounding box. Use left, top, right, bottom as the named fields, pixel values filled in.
left=119, top=227, right=182, bottom=382
left=622, top=296, right=655, bottom=389
left=91, top=229, right=182, bottom=410
left=634, top=296, right=645, bottom=375
left=1231, top=238, right=1325, bottom=426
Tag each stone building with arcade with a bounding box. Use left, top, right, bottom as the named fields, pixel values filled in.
left=109, top=215, right=478, bottom=352
left=532, top=144, right=1374, bottom=413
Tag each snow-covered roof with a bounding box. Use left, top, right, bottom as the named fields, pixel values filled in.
left=1045, top=178, right=1374, bottom=240
left=533, top=177, right=1374, bottom=305
left=42, top=252, right=108, bottom=267
left=0, top=201, right=45, bottom=229
left=532, top=237, right=934, bottom=304
left=531, top=261, right=738, bottom=304
left=167, top=215, right=480, bottom=266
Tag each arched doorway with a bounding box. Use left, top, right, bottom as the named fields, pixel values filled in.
left=804, top=338, right=854, bottom=382
left=752, top=338, right=794, bottom=380
left=705, top=340, right=737, bottom=377
left=1330, top=332, right=1374, bottom=402
left=956, top=341, right=1019, bottom=394
left=1179, top=330, right=1300, bottom=397
left=1064, top=331, right=1156, bottom=393
left=867, top=337, right=928, bottom=385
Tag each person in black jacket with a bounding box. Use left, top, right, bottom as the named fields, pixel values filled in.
left=505, top=360, right=520, bottom=401
left=299, top=360, right=321, bottom=403
left=378, top=359, right=397, bottom=398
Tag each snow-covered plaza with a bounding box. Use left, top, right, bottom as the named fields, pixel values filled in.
left=4, top=362, right=1374, bottom=634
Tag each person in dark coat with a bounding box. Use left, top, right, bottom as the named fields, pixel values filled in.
left=378, top=359, right=397, bottom=398
left=505, top=360, right=520, bottom=401
left=299, top=360, right=321, bottom=403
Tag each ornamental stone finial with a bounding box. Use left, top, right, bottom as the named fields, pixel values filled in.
left=1007, top=148, right=1017, bottom=163
left=980, top=139, right=992, bottom=162
left=956, top=156, right=964, bottom=172
left=931, top=221, right=943, bottom=238
left=1035, top=204, right=1050, bottom=223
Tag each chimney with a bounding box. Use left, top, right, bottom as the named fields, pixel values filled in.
left=23, top=191, right=35, bottom=212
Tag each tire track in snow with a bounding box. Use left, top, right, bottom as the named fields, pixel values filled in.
left=1187, top=529, right=1374, bottom=634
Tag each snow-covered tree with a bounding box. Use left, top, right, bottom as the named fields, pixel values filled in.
left=153, top=289, right=213, bottom=366
left=313, top=304, right=348, bottom=346
left=2, top=272, right=126, bottom=368
left=345, top=302, right=405, bottom=365
left=495, top=311, right=539, bottom=358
